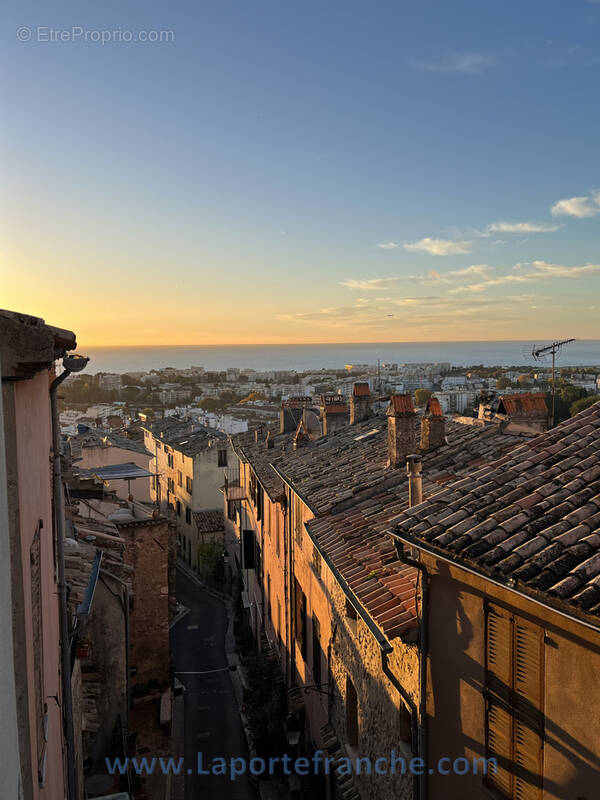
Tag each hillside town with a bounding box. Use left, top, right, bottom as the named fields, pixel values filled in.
left=2, top=307, right=600, bottom=800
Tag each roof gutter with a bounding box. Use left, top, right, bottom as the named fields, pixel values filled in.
left=390, top=529, right=600, bottom=635
left=272, top=464, right=319, bottom=517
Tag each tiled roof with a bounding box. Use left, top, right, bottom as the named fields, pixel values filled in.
left=193, top=510, right=225, bottom=533
left=497, top=392, right=548, bottom=418
left=353, top=383, right=371, bottom=397
left=392, top=401, right=600, bottom=625
left=387, top=394, right=415, bottom=416
left=275, top=415, right=527, bottom=516
left=231, top=425, right=293, bottom=501
left=146, top=418, right=226, bottom=456
left=72, top=428, right=152, bottom=457
left=277, top=415, right=530, bottom=640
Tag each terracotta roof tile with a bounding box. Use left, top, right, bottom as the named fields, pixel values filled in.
left=393, top=400, right=600, bottom=624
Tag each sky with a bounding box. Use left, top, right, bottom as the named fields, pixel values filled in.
left=2, top=0, right=600, bottom=346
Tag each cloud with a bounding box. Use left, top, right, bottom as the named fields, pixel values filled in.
left=376, top=241, right=399, bottom=250
left=410, top=52, right=494, bottom=75
left=486, top=221, right=560, bottom=234
left=551, top=191, right=600, bottom=218
left=450, top=260, right=600, bottom=293
left=340, top=277, right=405, bottom=291
left=403, top=237, right=474, bottom=256
left=414, top=264, right=493, bottom=283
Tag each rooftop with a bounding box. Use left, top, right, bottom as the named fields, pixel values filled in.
left=392, top=400, right=600, bottom=628
left=193, top=509, right=225, bottom=533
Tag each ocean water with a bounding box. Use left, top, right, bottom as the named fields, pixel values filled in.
left=76, top=340, right=600, bottom=375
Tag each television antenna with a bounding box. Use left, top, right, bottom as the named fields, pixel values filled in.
left=528, top=339, right=575, bottom=427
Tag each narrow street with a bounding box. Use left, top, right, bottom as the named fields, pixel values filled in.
left=171, top=566, right=257, bottom=800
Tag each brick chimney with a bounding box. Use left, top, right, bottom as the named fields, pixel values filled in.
left=387, top=394, right=416, bottom=468
left=420, top=397, right=445, bottom=451
left=320, top=395, right=348, bottom=436
left=349, top=382, right=371, bottom=424
left=280, top=396, right=312, bottom=434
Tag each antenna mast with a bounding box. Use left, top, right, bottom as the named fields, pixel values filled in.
left=530, top=338, right=575, bottom=427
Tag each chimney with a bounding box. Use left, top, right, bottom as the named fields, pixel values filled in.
left=320, top=395, right=348, bottom=436
left=265, top=431, right=274, bottom=449
left=387, top=394, right=416, bottom=468
left=349, top=383, right=371, bottom=424
left=406, top=454, right=423, bottom=507
left=280, top=397, right=312, bottom=434
left=420, top=397, right=445, bottom=451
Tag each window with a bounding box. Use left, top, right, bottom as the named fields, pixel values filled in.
left=176, top=500, right=181, bottom=516
left=312, top=545, right=322, bottom=579
left=218, top=449, right=228, bottom=467
left=294, top=495, right=303, bottom=548
left=178, top=470, right=183, bottom=487
left=168, top=477, right=175, bottom=493
left=312, top=614, right=321, bottom=685
left=167, top=452, right=174, bottom=468
left=186, top=475, right=193, bottom=493
left=485, top=603, right=544, bottom=799
left=294, top=577, right=307, bottom=660
left=185, top=506, right=191, bottom=524
left=275, top=514, right=281, bottom=558
left=346, top=676, right=359, bottom=747
left=267, top=574, right=272, bottom=620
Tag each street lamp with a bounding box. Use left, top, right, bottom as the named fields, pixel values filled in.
left=285, top=712, right=301, bottom=748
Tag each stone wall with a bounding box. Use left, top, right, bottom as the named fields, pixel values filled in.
left=118, top=518, right=171, bottom=689
left=328, top=581, right=419, bottom=800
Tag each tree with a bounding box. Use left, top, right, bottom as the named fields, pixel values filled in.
left=496, top=377, right=512, bottom=390
left=570, top=395, right=599, bottom=417
left=414, top=389, right=432, bottom=407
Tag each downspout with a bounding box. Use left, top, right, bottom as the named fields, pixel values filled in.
left=392, top=539, right=429, bottom=800
left=50, top=368, right=78, bottom=800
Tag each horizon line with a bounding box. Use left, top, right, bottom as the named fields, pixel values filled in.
left=77, top=337, right=590, bottom=349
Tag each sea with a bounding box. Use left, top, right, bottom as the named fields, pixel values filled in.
left=76, top=340, right=600, bottom=375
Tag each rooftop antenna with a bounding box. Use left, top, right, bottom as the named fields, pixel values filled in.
left=529, top=338, right=575, bottom=427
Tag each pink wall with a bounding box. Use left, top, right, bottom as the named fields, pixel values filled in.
left=15, top=370, right=65, bottom=800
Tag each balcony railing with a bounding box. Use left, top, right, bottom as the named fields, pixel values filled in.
left=223, top=468, right=246, bottom=501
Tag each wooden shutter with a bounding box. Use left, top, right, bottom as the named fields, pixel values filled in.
left=486, top=603, right=513, bottom=796
left=513, top=619, right=543, bottom=800
left=485, top=604, right=544, bottom=800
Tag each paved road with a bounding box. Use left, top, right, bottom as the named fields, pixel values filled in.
left=172, top=567, right=257, bottom=800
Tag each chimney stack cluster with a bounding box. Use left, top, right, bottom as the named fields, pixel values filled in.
left=387, top=394, right=447, bottom=506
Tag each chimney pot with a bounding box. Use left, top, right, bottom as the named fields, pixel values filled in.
left=406, top=453, right=423, bottom=507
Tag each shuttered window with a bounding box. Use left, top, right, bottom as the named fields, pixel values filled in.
left=485, top=603, right=544, bottom=799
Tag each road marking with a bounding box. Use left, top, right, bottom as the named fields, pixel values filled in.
left=186, top=624, right=199, bottom=630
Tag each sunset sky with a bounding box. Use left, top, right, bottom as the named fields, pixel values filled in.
left=2, top=0, right=600, bottom=345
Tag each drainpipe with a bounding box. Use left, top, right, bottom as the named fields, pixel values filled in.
left=392, top=539, right=429, bottom=800
left=50, top=367, right=79, bottom=800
